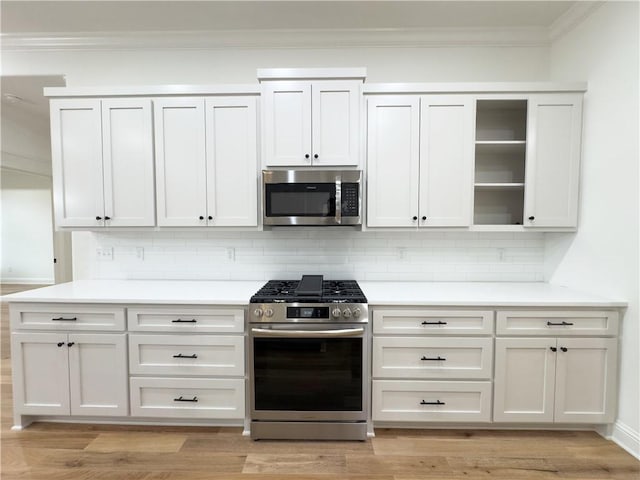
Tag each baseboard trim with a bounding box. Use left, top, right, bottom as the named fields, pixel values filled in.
left=611, top=420, right=640, bottom=459
left=0, top=278, right=54, bottom=285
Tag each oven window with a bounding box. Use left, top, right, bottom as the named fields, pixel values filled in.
left=253, top=337, right=362, bottom=411
left=265, top=183, right=335, bottom=217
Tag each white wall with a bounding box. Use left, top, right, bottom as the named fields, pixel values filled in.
left=0, top=169, right=55, bottom=284
left=1, top=45, right=549, bottom=84
left=546, top=2, right=639, bottom=456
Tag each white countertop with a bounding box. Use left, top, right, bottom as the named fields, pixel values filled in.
left=2, top=280, right=626, bottom=308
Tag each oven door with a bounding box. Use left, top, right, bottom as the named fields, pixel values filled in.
left=250, top=323, right=367, bottom=422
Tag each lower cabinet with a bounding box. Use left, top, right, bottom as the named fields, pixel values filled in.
left=493, top=337, right=617, bottom=423
left=11, top=332, right=128, bottom=417
left=127, top=306, right=246, bottom=421
left=371, top=308, right=494, bottom=424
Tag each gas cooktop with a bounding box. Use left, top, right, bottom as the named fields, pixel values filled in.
left=250, top=275, right=367, bottom=304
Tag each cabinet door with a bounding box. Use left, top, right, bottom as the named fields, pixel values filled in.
left=102, top=99, right=155, bottom=226
left=554, top=337, right=617, bottom=423
left=524, top=94, right=582, bottom=228
left=11, top=332, right=70, bottom=415
left=311, top=81, right=360, bottom=166
left=493, top=337, right=556, bottom=422
left=50, top=99, right=105, bottom=228
left=68, top=333, right=128, bottom=416
left=154, top=98, right=207, bottom=226
left=367, top=96, right=420, bottom=227
left=205, top=97, right=258, bottom=226
left=263, top=82, right=311, bottom=166
left=419, top=95, right=473, bottom=227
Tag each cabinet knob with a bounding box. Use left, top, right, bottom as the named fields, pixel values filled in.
left=412, top=216, right=418, bottom=221
left=422, top=216, right=427, bottom=221
left=528, top=216, right=535, bottom=221
left=314, top=154, right=319, bottom=159
left=199, top=216, right=204, bottom=220
left=550, top=346, right=557, bottom=352
left=67, top=342, right=75, bottom=347
left=104, top=216, right=111, bottom=220
left=560, top=347, right=568, bottom=352
left=57, top=342, right=65, bottom=347
left=305, top=154, right=310, bottom=159
left=208, top=215, right=213, bottom=220
left=95, top=216, right=102, bottom=220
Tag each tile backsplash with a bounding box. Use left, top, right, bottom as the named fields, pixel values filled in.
left=85, top=229, right=545, bottom=282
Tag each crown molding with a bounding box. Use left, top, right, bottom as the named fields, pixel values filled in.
left=549, top=1, right=603, bottom=41
left=1, top=26, right=552, bottom=52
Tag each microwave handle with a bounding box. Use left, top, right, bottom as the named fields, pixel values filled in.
left=335, top=175, right=342, bottom=225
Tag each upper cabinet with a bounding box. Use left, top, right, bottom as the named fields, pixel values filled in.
left=367, top=95, right=474, bottom=228
left=259, top=68, right=365, bottom=167
left=154, top=96, right=258, bottom=227
left=263, top=81, right=360, bottom=167
left=472, top=93, right=583, bottom=229
left=50, top=98, right=155, bottom=228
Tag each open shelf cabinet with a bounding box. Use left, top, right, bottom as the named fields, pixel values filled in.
left=474, top=99, right=527, bottom=226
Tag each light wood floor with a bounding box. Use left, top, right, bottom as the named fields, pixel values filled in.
left=1, top=284, right=638, bottom=479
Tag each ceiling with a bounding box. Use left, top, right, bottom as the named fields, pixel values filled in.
left=2, top=1, right=578, bottom=33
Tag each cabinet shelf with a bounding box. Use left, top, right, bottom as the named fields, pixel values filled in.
left=474, top=183, right=525, bottom=190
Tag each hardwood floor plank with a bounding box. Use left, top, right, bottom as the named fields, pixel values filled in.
left=85, top=432, right=187, bottom=453
left=242, top=453, right=347, bottom=474
left=346, top=454, right=450, bottom=476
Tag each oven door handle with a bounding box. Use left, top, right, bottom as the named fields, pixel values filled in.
left=251, top=327, right=364, bottom=338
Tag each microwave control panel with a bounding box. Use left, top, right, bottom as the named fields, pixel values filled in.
left=341, top=183, right=360, bottom=217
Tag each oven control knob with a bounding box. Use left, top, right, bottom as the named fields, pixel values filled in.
left=253, top=308, right=263, bottom=318
left=331, top=308, right=342, bottom=318
left=352, top=308, right=361, bottom=318
left=342, top=308, right=352, bottom=318
left=264, top=308, right=274, bottom=318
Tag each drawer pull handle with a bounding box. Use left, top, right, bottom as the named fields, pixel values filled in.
left=171, top=319, right=197, bottom=323
left=421, top=321, right=447, bottom=326
left=546, top=321, right=574, bottom=326
left=173, top=353, right=198, bottom=359
left=421, top=356, right=446, bottom=361
left=420, top=400, right=445, bottom=406
left=174, top=396, right=198, bottom=402
left=52, top=317, right=77, bottom=321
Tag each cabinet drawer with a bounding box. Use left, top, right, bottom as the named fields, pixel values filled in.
left=128, top=307, right=244, bottom=333
left=496, top=310, right=619, bottom=336
left=373, top=309, right=493, bottom=335
left=373, top=337, right=493, bottom=379
left=129, top=334, right=244, bottom=376
left=10, top=304, right=125, bottom=331
left=130, top=377, right=244, bottom=419
left=372, top=380, right=492, bottom=422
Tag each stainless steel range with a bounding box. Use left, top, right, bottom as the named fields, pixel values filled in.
left=249, top=275, right=369, bottom=440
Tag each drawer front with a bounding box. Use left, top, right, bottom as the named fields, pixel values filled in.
left=373, top=309, right=494, bottom=335
left=10, top=304, right=125, bottom=331
left=128, top=307, right=245, bottom=333
left=129, top=334, right=244, bottom=376
left=130, top=377, right=245, bottom=419
left=373, top=337, right=493, bottom=379
left=496, top=310, right=619, bottom=336
left=373, top=380, right=492, bottom=422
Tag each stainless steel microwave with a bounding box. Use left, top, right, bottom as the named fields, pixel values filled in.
left=262, top=170, right=362, bottom=226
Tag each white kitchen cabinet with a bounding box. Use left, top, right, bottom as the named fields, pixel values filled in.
left=155, top=96, right=258, bottom=227
left=50, top=98, right=155, bottom=228
left=371, top=307, right=493, bottom=423
left=473, top=93, right=583, bottom=229
left=524, top=94, right=583, bottom=228
left=11, top=332, right=128, bottom=417
left=367, top=95, right=473, bottom=228
left=494, top=336, right=617, bottom=424
left=263, top=81, right=360, bottom=166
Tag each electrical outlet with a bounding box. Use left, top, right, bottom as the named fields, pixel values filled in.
left=96, top=247, right=114, bottom=261
left=498, top=248, right=505, bottom=261
left=136, top=247, right=144, bottom=260
left=226, top=247, right=235, bottom=261
left=398, top=247, right=406, bottom=259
